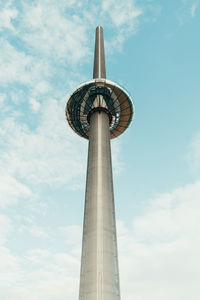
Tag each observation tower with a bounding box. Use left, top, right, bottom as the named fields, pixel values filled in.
left=66, top=26, right=134, bottom=300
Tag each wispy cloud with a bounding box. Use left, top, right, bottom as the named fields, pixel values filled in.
left=0, top=247, right=80, bottom=299
left=59, top=225, right=82, bottom=246
left=0, top=100, right=87, bottom=187
left=0, top=175, right=32, bottom=208
left=0, top=93, right=6, bottom=105
left=0, top=0, right=18, bottom=31
left=19, top=224, right=48, bottom=239
left=191, top=1, right=198, bottom=17
left=118, top=179, right=200, bottom=300
left=0, top=214, right=13, bottom=244
left=178, top=0, right=199, bottom=24
left=187, top=132, right=200, bottom=172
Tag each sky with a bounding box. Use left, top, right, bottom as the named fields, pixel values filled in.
left=0, top=0, right=200, bottom=299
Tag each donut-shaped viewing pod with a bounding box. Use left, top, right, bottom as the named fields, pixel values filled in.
left=66, top=79, right=134, bottom=139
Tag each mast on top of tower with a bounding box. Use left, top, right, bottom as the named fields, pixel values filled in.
left=93, top=26, right=106, bottom=79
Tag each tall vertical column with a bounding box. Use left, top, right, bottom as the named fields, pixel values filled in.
left=79, top=111, right=120, bottom=300
left=93, top=26, right=106, bottom=79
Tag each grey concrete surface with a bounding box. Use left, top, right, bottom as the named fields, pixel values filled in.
left=93, top=26, right=106, bottom=79
left=79, top=111, right=120, bottom=300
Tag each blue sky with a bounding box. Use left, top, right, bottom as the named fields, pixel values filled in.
left=0, top=0, right=200, bottom=299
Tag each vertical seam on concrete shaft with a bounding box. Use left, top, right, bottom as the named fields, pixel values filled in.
left=97, top=112, right=102, bottom=300
left=96, top=112, right=99, bottom=300
left=98, top=29, right=101, bottom=78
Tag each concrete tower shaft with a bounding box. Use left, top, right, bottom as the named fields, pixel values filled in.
left=79, top=111, right=120, bottom=299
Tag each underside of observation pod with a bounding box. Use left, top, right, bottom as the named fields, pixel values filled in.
left=66, top=79, right=134, bottom=139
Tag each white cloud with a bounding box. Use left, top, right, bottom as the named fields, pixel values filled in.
left=0, top=175, right=31, bottom=208
left=0, top=246, right=22, bottom=289
left=0, top=0, right=144, bottom=96
left=20, top=0, right=90, bottom=65
left=187, top=132, right=200, bottom=171
left=178, top=0, right=199, bottom=24
left=117, top=179, right=200, bottom=300
left=0, top=39, right=50, bottom=90
left=0, top=214, right=13, bottom=244
left=0, top=1, right=18, bottom=31
left=19, top=225, right=48, bottom=239
left=31, top=81, right=50, bottom=97
left=102, top=0, right=142, bottom=51
left=102, top=0, right=142, bottom=27
left=191, top=1, right=198, bottom=17
left=0, top=93, right=6, bottom=105
left=59, top=225, right=82, bottom=245
left=9, top=0, right=142, bottom=68
left=29, top=98, right=41, bottom=113
left=0, top=215, right=22, bottom=289
left=0, top=248, right=80, bottom=300
left=0, top=99, right=87, bottom=187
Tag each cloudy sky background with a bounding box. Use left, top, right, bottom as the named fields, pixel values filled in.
left=0, top=0, right=200, bottom=299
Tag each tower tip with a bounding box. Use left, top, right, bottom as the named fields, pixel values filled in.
left=96, top=25, right=103, bottom=30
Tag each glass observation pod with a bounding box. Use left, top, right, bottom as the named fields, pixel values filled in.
left=66, top=78, right=135, bottom=139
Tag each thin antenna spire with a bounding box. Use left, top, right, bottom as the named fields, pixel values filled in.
left=93, top=26, right=106, bottom=79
